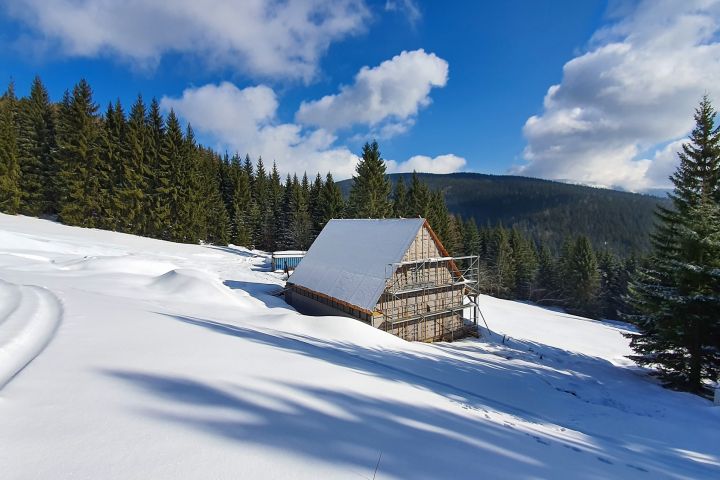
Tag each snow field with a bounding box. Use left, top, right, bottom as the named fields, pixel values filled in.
left=0, top=213, right=719, bottom=479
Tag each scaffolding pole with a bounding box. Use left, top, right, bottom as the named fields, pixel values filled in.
left=380, top=251, right=480, bottom=342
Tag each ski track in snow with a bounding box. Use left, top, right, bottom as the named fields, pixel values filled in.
left=0, top=279, right=62, bottom=389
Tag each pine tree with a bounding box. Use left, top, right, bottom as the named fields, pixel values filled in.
left=56, top=79, right=102, bottom=227
left=17, top=76, right=57, bottom=215
left=625, top=97, right=720, bottom=393
left=348, top=141, right=392, bottom=218
left=0, top=82, right=21, bottom=214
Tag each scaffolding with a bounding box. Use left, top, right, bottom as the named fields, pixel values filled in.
left=377, top=255, right=481, bottom=342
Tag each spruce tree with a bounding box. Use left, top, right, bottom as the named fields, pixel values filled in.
left=178, top=124, right=203, bottom=243
left=145, top=98, right=166, bottom=237
left=231, top=167, right=252, bottom=246
left=0, top=82, right=21, bottom=214
left=267, top=162, right=284, bottom=250
left=393, top=176, right=408, bottom=217
left=309, top=173, right=324, bottom=235
left=56, top=79, right=102, bottom=227
left=117, top=95, right=150, bottom=234
left=198, top=149, right=230, bottom=245
left=290, top=174, right=313, bottom=249
left=348, top=141, right=392, bottom=218
left=319, top=172, right=344, bottom=227
left=407, top=171, right=430, bottom=218
left=444, top=214, right=464, bottom=256
left=17, top=76, right=57, bottom=215
left=155, top=110, right=184, bottom=240
left=461, top=217, right=480, bottom=257
left=252, top=157, right=273, bottom=250
left=98, top=101, right=126, bottom=230
left=511, top=228, right=538, bottom=299
left=427, top=189, right=451, bottom=244
left=625, top=97, right=720, bottom=392
left=565, top=236, right=600, bottom=316
left=489, top=226, right=515, bottom=297
left=536, top=242, right=559, bottom=303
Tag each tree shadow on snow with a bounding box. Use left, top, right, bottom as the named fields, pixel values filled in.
left=104, top=314, right=720, bottom=479
left=223, top=280, right=290, bottom=310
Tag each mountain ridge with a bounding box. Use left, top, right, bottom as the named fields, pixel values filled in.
left=338, top=171, right=668, bottom=256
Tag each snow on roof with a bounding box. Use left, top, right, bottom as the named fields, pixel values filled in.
left=287, top=218, right=425, bottom=312
left=272, top=251, right=306, bottom=257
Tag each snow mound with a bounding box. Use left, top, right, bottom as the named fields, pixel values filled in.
left=56, top=255, right=176, bottom=276
left=147, top=269, right=249, bottom=305
left=0, top=279, right=62, bottom=389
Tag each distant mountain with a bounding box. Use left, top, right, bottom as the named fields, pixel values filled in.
left=338, top=172, right=669, bottom=256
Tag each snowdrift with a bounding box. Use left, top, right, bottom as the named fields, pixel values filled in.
left=0, top=213, right=718, bottom=480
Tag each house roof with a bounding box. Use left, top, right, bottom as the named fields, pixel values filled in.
left=287, top=218, right=425, bottom=312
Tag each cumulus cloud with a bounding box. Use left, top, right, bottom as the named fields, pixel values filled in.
left=161, top=80, right=467, bottom=179
left=161, top=82, right=359, bottom=177
left=387, top=154, right=467, bottom=174
left=515, top=0, right=720, bottom=191
left=296, top=49, right=448, bottom=136
left=4, top=0, right=369, bottom=81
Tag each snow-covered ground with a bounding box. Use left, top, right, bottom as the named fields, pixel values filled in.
left=0, top=213, right=718, bottom=479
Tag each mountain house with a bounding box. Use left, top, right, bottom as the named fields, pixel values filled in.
left=284, top=218, right=480, bottom=342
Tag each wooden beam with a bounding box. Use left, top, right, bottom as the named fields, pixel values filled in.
left=287, top=283, right=374, bottom=316
left=423, top=219, right=463, bottom=278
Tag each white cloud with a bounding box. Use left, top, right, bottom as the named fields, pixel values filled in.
left=161, top=82, right=359, bottom=177
left=161, top=81, right=467, bottom=179
left=515, top=0, right=720, bottom=191
left=296, top=49, right=448, bottom=135
left=5, top=0, right=370, bottom=81
left=387, top=154, right=467, bottom=174
left=384, top=0, right=421, bottom=25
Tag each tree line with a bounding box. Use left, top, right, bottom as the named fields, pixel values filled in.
left=1, top=77, right=718, bottom=394
left=0, top=75, right=641, bottom=322
left=0, top=77, right=470, bottom=253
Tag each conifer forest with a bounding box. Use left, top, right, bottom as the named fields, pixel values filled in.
left=1, top=77, right=718, bottom=394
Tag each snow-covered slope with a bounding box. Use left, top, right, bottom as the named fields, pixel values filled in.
left=0, top=213, right=718, bottom=479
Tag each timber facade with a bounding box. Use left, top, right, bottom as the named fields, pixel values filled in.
left=285, top=218, right=479, bottom=342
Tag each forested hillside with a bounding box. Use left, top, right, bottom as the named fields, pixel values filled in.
left=340, top=172, right=667, bottom=256
left=0, top=76, right=655, bottom=322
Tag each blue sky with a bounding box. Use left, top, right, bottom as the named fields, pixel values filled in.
left=2, top=0, right=719, bottom=190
